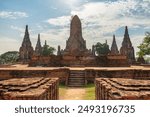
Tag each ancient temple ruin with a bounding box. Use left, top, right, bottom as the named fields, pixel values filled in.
left=19, top=25, right=34, bottom=63
left=34, top=34, right=42, bottom=56
left=110, top=35, right=119, bottom=55
left=63, top=15, right=92, bottom=56
left=120, top=26, right=135, bottom=64
left=19, top=15, right=136, bottom=67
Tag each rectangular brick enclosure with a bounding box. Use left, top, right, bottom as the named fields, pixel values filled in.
left=0, top=77, right=59, bottom=100
left=96, top=78, right=150, bottom=100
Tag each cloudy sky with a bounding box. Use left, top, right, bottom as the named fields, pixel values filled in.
left=0, top=0, right=150, bottom=56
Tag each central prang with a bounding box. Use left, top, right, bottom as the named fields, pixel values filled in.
left=63, top=15, right=92, bottom=56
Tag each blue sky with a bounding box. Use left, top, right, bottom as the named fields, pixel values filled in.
left=0, top=0, right=150, bottom=56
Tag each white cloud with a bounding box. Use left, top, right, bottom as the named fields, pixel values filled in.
left=0, top=36, right=20, bottom=54
left=45, top=0, right=150, bottom=55
left=38, top=28, right=69, bottom=49
left=47, top=16, right=70, bottom=26
left=10, top=25, right=34, bottom=39
left=59, top=0, right=80, bottom=9
left=10, top=25, right=24, bottom=32
left=0, top=11, right=28, bottom=19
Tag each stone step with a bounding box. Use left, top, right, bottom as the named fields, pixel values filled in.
left=69, top=77, right=85, bottom=79
left=70, top=70, right=84, bottom=72
left=68, top=85, right=85, bottom=87
left=68, top=82, right=85, bottom=84
left=68, top=81, right=85, bottom=84
left=70, top=76, right=84, bottom=78
left=70, top=63, right=85, bottom=67
left=70, top=74, right=84, bottom=76
left=70, top=73, right=84, bottom=75
left=68, top=70, right=85, bottom=87
left=69, top=78, right=85, bottom=80
left=70, top=73, right=85, bottom=76
left=68, top=83, right=85, bottom=85
left=69, top=76, right=84, bottom=79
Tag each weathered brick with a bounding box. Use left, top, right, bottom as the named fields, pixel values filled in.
left=0, top=77, right=59, bottom=100
left=96, top=78, right=150, bottom=100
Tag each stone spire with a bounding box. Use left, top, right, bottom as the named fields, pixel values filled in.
left=19, top=25, right=34, bottom=63
left=22, top=25, right=31, bottom=46
left=110, top=35, right=119, bottom=55
left=105, top=40, right=107, bottom=44
left=120, top=26, right=135, bottom=64
left=63, top=15, right=90, bottom=56
left=92, top=45, right=95, bottom=56
left=35, top=34, right=42, bottom=56
left=122, top=26, right=132, bottom=48
left=44, top=40, right=47, bottom=46
left=57, top=45, right=61, bottom=56
left=70, top=15, right=82, bottom=36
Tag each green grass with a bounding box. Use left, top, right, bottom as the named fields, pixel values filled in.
left=84, top=84, right=95, bottom=100
left=59, top=84, right=66, bottom=88
left=59, top=84, right=67, bottom=99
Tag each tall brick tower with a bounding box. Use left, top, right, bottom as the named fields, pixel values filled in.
left=19, top=25, right=34, bottom=63
left=63, top=15, right=91, bottom=56
left=120, top=26, right=135, bottom=64
left=35, top=34, right=42, bottom=56
left=110, top=35, right=119, bottom=55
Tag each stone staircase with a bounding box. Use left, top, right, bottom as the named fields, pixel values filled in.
left=68, top=70, right=85, bottom=87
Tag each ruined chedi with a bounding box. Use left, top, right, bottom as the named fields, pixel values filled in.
left=19, top=25, right=34, bottom=62
left=110, top=35, right=119, bottom=55
left=120, top=26, right=135, bottom=64
left=35, top=34, right=42, bottom=56
left=63, top=15, right=92, bottom=56
left=57, top=45, right=61, bottom=56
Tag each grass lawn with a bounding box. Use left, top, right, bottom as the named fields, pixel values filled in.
left=59, top=84, right=67, bottom=99
left=84, top=84, right=95, bottom=100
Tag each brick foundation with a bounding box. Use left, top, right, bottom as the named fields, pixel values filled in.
left=96, top=78, right=150, bottom=100
left=0, top=77, right=59, bottom=100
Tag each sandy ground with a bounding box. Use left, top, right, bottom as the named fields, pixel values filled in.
left=59, top=88, right=86, bottom=100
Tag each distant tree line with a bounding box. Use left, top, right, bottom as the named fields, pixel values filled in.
left=0, top=44, right=56, bottom=64
left=42, top=43, right=56, bottom=56
left=137, top=32, right=150, bottom=57
left=0, top=51, right=19, bottom=64
left=94, top=42, right=110, bottom=56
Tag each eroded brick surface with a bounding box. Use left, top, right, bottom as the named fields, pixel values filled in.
left=96, top=78, right=150, bottom=100
left=0, top=77, right=59, bottom=100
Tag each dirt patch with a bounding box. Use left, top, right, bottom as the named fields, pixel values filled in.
left=59, top=88, right=86, bottom=100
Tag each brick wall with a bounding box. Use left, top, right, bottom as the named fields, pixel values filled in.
left=0, top=68, right=69, bottom=84
left=96, top=78, right=150, bottom=100
left=0, top=77, right=59, bottom=100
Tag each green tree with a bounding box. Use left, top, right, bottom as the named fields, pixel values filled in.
left=137, top=32, right=150, bottom=57
left=95, top=42, right=110, bottom=56
left=42, top=44, right=56, bottom=56
left=0, top=51, right=19, bottom=64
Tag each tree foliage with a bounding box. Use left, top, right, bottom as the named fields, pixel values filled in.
left=95, top=42, right=110, bottom=56
left=137, top=32, right=150, bottom=57
left=42, top=44, right=56, bottom=56
left=0, top=51, right=19, bottom=64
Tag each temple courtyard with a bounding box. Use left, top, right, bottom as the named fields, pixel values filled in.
left=0, top=64, right=150, bottom=100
